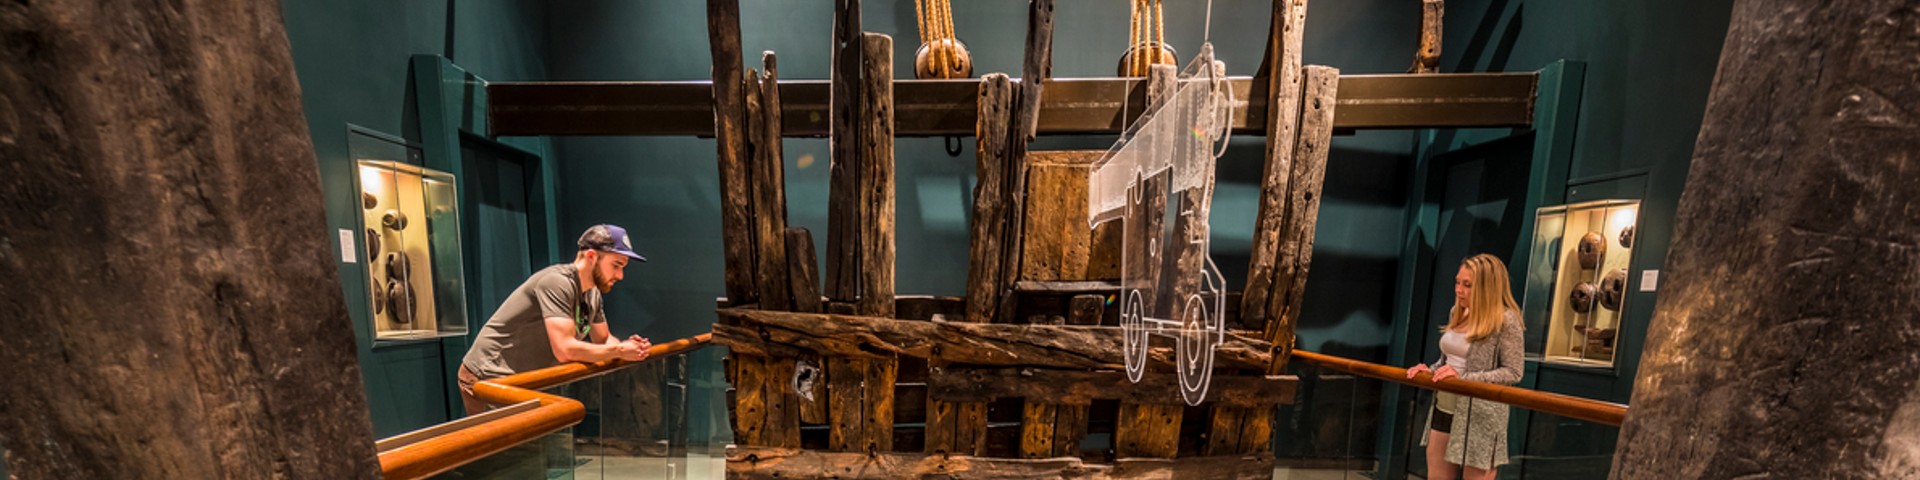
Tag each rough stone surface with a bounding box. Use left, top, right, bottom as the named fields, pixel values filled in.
left=0, top=0, right=382, bottom=478
left=1612, top=1, right=1920, bottom=478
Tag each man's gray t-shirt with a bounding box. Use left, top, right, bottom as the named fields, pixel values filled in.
left=462, top=264, right=606, bottom=379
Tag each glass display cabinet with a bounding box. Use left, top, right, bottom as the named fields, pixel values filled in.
left=1522, top=199, right=1640, bottom=368
left=355, top=158, right=469, bottom=341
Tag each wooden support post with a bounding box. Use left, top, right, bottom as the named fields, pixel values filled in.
left=857, top=33, right=896, bottom=318
left=825, top=0, right=863, bottom=303
left=797, top=355, right=828, bottom=425
left=763, top=357, right=802, bottom=448
left=1243, top=0, right=1310, bottom=334
left=826, top=357, right=865, bottom=452
left=708, top=0, right=756, bottom=306
left=1019, top=151, right=1105, bottom=282
left=787, top=228, right=823, bottom=313
left=996, top=0, right=1057, bottom=320
left=1116, top=404, right=1183, bottom=458
left=966, top=73, right=1015, bottom=324
left=750, top=54, right=793, bottom=311
left=734, top=355, right=769, bottom=446
left=1265, top=66, right=1339, bottom=374
left=1413, top=0, right=1444, bottom=74
left=864, top=356, right=898, bottom=453
left=0, top=1, right=380, bottom=474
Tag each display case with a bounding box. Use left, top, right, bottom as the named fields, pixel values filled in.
left=355, top=157, right=469, bottom=342
left=1522, top=199, right=1639, bottom=368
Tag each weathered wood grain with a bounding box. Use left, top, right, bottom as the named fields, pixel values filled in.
left=786, top=228, right=823, bottom=313
left=712, top=309, right=1278, bottom=372
left=1413, top=0, right=1444, bottom=74
left=825, top=0, right=863, bottom=302
left=1242, top=0, right=1310, bottom=332
left=996, top=0, right=1058, bottom=321
left=708, top=0, right=757, bottom=306
left=763, top=356, right=802, bottom=448
left=929, top=368, right=1296, bottom=408
left=1264, top=65, right=1339, bottom=374
left=727, top=447, right=1274, bottom=479
left=747, top=63, right=793, bottom=312
left=1116, top=404, right=1183, bottom=458
left=967, top=73, right=1016, bottom=324
left=826, top=356, right=866, bottom=451
left=856, top=33, right=897, bottom=318
left=1018, top=151, right=1104, bottom=282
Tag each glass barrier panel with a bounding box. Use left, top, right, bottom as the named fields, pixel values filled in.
left=428, top=427, right=574, bottom=480
left=572, top=347, right=730, bottom=480
left=1275, top=360, right=1385, bottom=479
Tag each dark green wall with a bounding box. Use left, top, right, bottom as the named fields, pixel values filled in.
left=280, top=0, right=556, bottom=437
left=1386, top=0, right=1734, bottom=474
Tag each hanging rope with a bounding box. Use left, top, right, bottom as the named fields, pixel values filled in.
left=1122, top=0, right=1170, bottom=77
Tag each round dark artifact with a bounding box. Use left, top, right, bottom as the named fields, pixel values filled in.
left=362, top=191, right=379, bottom=210
left=372, top=275, right=386, bottom=315
left=365, top=228, right=381, bottom=260
left=913, top=38, right=973, bottom=79
left=384, top=251, right=411, bottom=283
left=1116, top=41, right=1178, bottom=77
left=1618, top=225, right=1636, bottom=248
left=382, top=209, right=409, bottom=231
left=1577, top=232, right=1606, bottom=269
left=386, top=279, right=415, bottom=325
left=1569, top=282, right=1598, bottom=314
left=1600, top=268, right=1629, bottom=311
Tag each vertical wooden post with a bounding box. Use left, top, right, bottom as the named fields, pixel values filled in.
left=1413, top=0, right=1444, bottom=74
left=1243, top=0, right=1310, bottom=334
left=966, top=73, right=1016, bottom=324
left=827, top=357, right=866, bottom=451
left=708, top=0, right=756, bottom=306
left=763, top=357, right=802, bottom=448
left=825, top=0, right=864, bottom=304
left=995, top=0, right=1057, bottom=320
left=856, top=33, right=896, bottom=319
left=1265, top=66, right=1339, bottom=375
left=750, top=53, right=793, bottom=311
left=787, top=228, right=823, bottom=313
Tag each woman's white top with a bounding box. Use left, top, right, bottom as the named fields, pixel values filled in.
left=1440, top=329, right=1470, bottom=369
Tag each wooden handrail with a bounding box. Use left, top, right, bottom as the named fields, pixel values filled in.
left=1291, top=350, right=1628, bottom=427
left=376, top=333, right=713, bottom=480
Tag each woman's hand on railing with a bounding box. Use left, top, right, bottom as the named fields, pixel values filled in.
left=1431, top=365, right=1459, bottom=382
left=1406, top=363, right=1431, bottom=379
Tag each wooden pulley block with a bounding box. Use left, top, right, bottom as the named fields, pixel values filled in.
left=913, top=38, right=973, bottom=79
left=1116, top=41, right=1177, bottom=77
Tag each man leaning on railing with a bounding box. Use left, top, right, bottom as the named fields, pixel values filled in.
left=455, top=225, right=655, bottom=415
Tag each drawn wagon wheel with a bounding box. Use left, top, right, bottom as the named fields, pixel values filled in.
left=1121, top=289, right=1151, bottom=383
left=1176, top=293, right=1219, bottom=406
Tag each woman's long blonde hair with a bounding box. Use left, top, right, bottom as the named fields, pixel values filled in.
left=1448, top=253, right=1520, bottom=341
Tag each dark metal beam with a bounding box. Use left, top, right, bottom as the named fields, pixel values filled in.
left=487, top=73, right=1535, bottom=137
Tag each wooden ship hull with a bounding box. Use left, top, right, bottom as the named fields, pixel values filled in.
left=700, top=0, right=1354, bottom=477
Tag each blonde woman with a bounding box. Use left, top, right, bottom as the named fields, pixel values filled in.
left=1405, top=253, right=1525, bottom=480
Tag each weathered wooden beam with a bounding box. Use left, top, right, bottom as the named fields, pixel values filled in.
left=966, top=74, right=1016, bottom=324
left=996, top=0, right=1058, bottom=321
left=786, top=228, right=823, bottom=313
left=1242, top=0, right=1309, bottom=333
left=1413, top=0, right=1444, bottom=74
left=712, top=309, right=1278, bottom=372
left=748, top=58, right=793, bottom=311
left=733, top=354, right=770, bottom=446
left=1018, top=151, right=1104, bottom=282
left=1020, top=402, right=1061, bottom=458
left=824, top=0, right=863, bottom=303
left=1116, top=404, right=1182, bottom=458
left=708, top=0, right=756, bottom=306
left=1264, top=66, right=1339, bottom=374
left=486, top=73, right=1539, bottom=137
left=864, top=355, right=898, bottom=453
left=826, top=356, right=865, bottom=452
left=856, top=33, right=897, bottom=318
left=930, top=368, right=1296, bottom=408
left=727, top=447, right=1275, bottom=480
left=764, top=357, right=802, bottom=448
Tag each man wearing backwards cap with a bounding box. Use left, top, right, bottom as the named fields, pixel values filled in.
left=457, top=224, right=655, bottom=415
